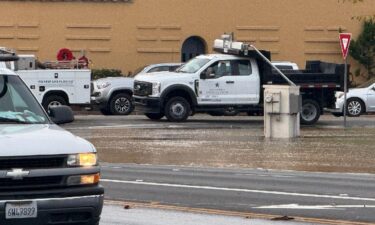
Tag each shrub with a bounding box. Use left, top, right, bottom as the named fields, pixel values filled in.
left=91, top=69, right=123, bottom=80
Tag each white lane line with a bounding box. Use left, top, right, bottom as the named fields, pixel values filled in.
left=100, top=179, right=375, bottom=202
left=254, top=204, right=375, bottom=210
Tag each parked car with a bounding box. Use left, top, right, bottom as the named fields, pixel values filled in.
left=0, top=67, right=103, bottom=224
left=332, top=78, right=375, bottom=117
left=271, top=61, right=299, bottom=70
left=91, top=63, right=182, bottom=115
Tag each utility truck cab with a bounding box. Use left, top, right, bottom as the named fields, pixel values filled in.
left=0, top=66, right=103, bottom=224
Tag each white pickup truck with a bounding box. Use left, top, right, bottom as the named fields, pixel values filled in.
left=0, top=50, right=91, bottom=111
left=133, top=36, right=346, bottom=125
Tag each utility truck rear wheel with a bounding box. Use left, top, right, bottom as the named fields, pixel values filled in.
left=165, top=97, right=191, bottom=122
left=300, top=99, right=320, bottom=125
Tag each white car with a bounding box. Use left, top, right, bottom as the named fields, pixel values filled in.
left=91, top=63, right=182, bottom=115
left=271, top=61, right=299, bottom=70
left=333, top=79, right=375, bottom=117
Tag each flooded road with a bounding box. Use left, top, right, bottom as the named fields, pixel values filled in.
left=64, top=115, right=375, bottom=173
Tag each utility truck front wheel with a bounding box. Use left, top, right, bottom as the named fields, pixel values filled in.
left=165, top=97, right=191, bottom=122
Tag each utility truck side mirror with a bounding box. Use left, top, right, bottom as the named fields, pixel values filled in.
left=201, top=67, right=215, bottom=79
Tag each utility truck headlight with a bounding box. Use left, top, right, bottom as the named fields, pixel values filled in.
left=152, top=82, right=161, bottom=95
left=67, top=153, right=98, bottom=167
left=97, top=82, right=110, bottom=89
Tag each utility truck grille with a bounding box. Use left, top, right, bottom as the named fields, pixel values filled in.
left=134, top=81, right=152, bottom=96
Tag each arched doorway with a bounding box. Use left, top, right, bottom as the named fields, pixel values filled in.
left=181, top=36, right=206, bottom=62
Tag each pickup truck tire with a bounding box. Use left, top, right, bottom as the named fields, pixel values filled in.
left=145, top=113, right=164, bottom=120
left=301, top=99, right=320, bottom=125
left=347, top=98, right=364, bottom=117
left=42, top=95, right=67, bottom=111
left=165, top=96, right=191, bottom=122
left=109, top=93, right=133, bottom=115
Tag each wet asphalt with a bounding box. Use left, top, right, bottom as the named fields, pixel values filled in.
left=62, top=114, right=375, bottom=224
left=64, top=114, right=375, bottom=173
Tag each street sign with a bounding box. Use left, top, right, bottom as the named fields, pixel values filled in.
left=339, top=33, right=352, bottom=60
left=339, top=33, right=352, bottom=128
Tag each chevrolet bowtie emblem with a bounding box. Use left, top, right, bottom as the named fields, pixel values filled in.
left=6, top=168, right=30, bottom=180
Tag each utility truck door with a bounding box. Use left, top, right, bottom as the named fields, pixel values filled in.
left=230, top=59, right=259, bottom=104
left=197, top=60, right=233, bottom=105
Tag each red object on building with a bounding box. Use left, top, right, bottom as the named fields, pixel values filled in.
left=57, top=48, right=74, bottom=61
left=78, top=55, right=89, bottom=68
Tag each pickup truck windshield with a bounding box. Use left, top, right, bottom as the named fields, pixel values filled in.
left=0, top=75, right=49, bottom=124
left=176, top=58, right=210, bottom=73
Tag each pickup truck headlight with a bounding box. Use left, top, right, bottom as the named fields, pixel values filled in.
left=152, top=82, right=161, bottom=95
left=97, top=82, right=110, bottom=89
left=67, top=153, right=98, bottom=167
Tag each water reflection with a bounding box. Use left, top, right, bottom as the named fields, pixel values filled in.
left=71, top=126, right=375, bottom=173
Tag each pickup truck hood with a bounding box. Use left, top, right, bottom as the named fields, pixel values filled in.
left=135, top=72, right=192, bottom=82
left=0, top=124, right=95, bottom=157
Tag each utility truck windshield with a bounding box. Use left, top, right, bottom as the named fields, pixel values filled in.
left=0, top=75, right=48, bottom=124
left=176, top=58, right=210, bottom=73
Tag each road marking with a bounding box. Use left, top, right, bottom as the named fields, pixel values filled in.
left=101, top=179, right=375, bottom=202
left=255, top=204, right=375, bottom=210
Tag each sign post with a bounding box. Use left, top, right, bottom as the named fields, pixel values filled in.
left=339, top=33, right=352, bottom=128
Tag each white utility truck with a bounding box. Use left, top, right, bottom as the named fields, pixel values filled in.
left=0, top=48, right=91, bottom=111
left=133, top=35, right=346, bottom=125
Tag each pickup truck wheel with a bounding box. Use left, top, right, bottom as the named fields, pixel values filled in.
left=42, top=95, right=67, bottom=112
left=165, top=97, right=191, bottom=122
left=109, top=93, right=133, bottom=115
left=347, top=98, right=364, bottom=117
left=145, top=113, right=164, bottom=120
left=301, top=99, right=320, bottom=125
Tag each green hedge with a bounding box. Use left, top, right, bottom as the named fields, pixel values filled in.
left=91, top=69, right=123, bottom=80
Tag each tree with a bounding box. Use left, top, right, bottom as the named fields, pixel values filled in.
left=349, top=19, right=375, bottom=79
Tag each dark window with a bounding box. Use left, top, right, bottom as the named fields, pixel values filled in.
left=232, top=60, right=252, bottom=76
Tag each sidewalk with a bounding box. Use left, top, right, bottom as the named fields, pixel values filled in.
left=100, top=203, right=318, bottom=225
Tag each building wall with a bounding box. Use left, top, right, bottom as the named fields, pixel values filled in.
left=0, top=0, right=372, bottom=75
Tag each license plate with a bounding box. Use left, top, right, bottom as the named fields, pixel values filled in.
left=5, top=201, right=37, bottom=219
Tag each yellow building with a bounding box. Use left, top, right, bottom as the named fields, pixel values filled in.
left=0, top=0, right=373, bottom=76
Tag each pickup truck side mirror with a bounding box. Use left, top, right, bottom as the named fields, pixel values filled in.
left=49, top=105, right=74, bottom=124
left=372, top=86, right=375, bottom=91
